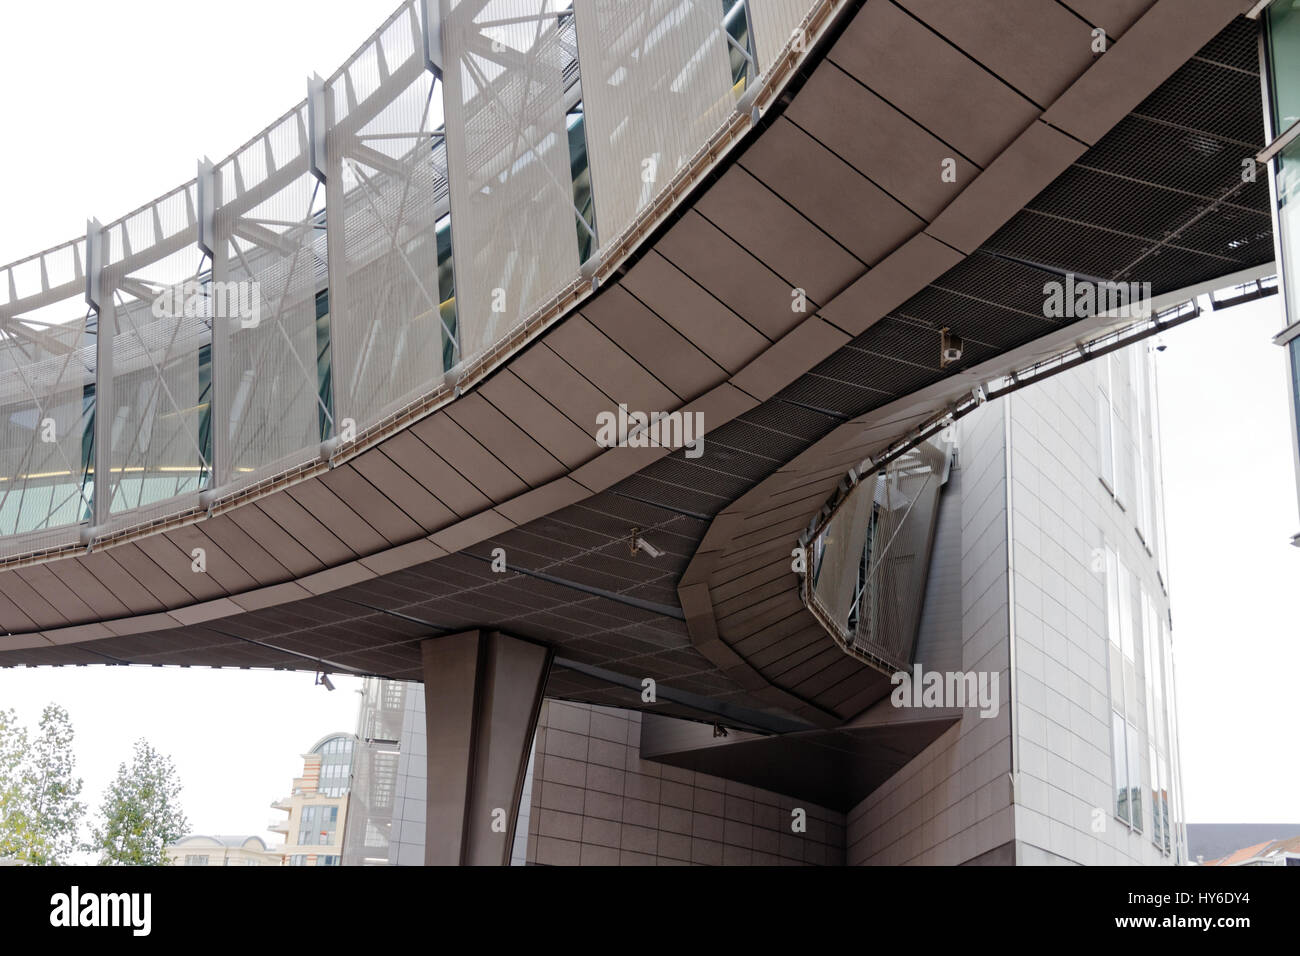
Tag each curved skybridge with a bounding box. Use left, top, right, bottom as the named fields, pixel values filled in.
left=0, top=1, right=1276, bottom=863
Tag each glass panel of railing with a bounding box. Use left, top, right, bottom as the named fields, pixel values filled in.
left=102, top=238, right=211, bottom=523
left=442, top=0, right=585, bottom=368
left=751, top=0, right=818, bottom=79
left=217, top=104, right=330, bottom=493
left=98, top=185, right=214, bottom=526
left=0, top=296, right=95, bottom=559
left=573, top=0, right=735, bottom=248
left=329, top=0, right=455, bottom=434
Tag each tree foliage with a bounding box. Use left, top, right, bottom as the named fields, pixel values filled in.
left=91, top=739, right=188, bottom=866
left=0, top=705, right=86, bottom=864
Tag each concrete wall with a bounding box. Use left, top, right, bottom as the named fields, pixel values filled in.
left=525, top=700, right=845, bottom=865
left=846, top=401, right=1015, bottom=865
left=1007, top=348, right=1182, bottom=866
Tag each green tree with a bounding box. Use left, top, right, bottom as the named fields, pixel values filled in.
left=0, top=705, right=86, bottom=864
left=91, top=739, right=188, bottom=866
left=23, top=705, right=85, bottom=864
left=0, top=708, right=31, bottom=860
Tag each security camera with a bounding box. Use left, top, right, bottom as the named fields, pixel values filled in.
left=632, top=536, right=664, bottom=559
left=315, top=672, right=335, bottom=691
left=940, top=327, right=963, bottom=367
left=628, top=528, right=664, bottom=559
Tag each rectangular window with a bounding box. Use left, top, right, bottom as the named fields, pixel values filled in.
left=1105, top=547, right=1120, bottom=649
left=1126, top=721, right=1143, bottom=833
left=1112, top=711, right=1129, bottom=824
left=1290, top=338, right=1300, bottom=459
left=1150, top=741, right=1161, bottom=848
left=1159, top=753, right=1172, bottom=855
left=1268, top=1, right=1300, bottom=135
left=299, top=805, right=320, bottom=846
left=1098, top=387, right=1114, bottom=492
left=1117, top=557, right=1134, bottom=661
left=1133, top=353, right=1153, bottom=546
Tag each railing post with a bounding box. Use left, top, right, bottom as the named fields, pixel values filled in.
left=85, top=218, right=111, bottom=533
left=199, top=157, right=228, bottom=497
left=313, top=73, right=345, bottom=451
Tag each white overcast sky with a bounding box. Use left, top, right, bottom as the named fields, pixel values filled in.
left=0, top=0, right=1297, bottom=855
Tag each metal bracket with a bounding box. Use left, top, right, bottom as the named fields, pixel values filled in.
left=197, top=158, right=216, bottom=259
left=307, top=74, right=329, bottom=185
left=420, top=0, right=444, bottom=76
left=84, top=219, right=103, bottom=311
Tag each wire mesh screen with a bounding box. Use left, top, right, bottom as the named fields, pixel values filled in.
left=751, top=0, right=817, bottom=76
left=330, top=2, right=454, bottom=432
left=573, top=0, right=735, bottom=247
left=218, top=105, right=329, bottom=492
left=0, top=300, right=93, bottom=558
left=809, top=437, right=950, bottom=669
left=103, top=194, right=211, bottom=526
left=441, top=0, right=582, bottom=366
left=0, top=0, right=833, bottom=555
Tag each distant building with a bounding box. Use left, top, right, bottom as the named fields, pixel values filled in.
left=167, top=835, right=279, bottom=867
left=341, top=677, right=533, bottom=866
left=268, top=733, right=354, bottom=866
left=1199, top=834, right=1300, bottom=866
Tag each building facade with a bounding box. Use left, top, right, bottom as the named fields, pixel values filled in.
left=844, top=339, right=1186, bottom=865
left=342, top=339, right=1186, bottom=866
left=167, top=835, right=281, bottom=867
left=1259, top=0, right=1300, bottom=543
left=268, top=734, right=354, bottom=866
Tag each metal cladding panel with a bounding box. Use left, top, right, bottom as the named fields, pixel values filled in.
left=751, top=0, right=817, bottom=76
left=218, top=105, right=326, bottom=493
left=440, top=0, right=581, bottom=366
left=573, top=0, right=735, bottom=247
left=0, top=301, right=93, bottom=558
left=330, top=2, right=453, bottom=431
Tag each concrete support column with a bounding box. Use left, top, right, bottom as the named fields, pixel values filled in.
left=421, top=629, right=551, bottom=866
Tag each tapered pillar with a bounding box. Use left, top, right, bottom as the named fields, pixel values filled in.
left=421, top=630, right=552, bottom=866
